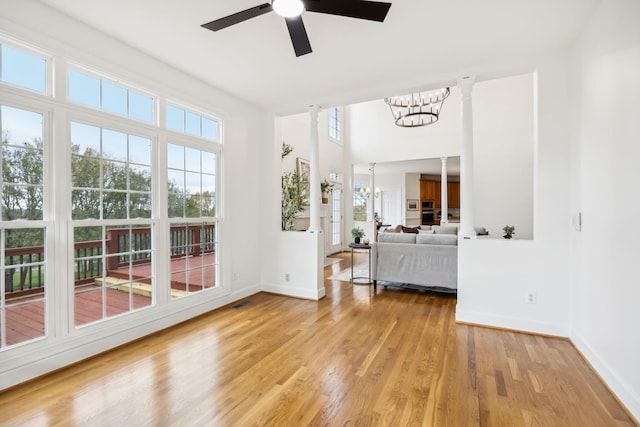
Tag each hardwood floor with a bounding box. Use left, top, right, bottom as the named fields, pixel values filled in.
left=0, top=252, right=636, bottom=426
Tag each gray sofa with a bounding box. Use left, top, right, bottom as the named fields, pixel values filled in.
left=371, top=225, right=459, bottom=293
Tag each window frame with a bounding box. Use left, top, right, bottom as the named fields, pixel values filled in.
left=328, top=106, right=342, bottom=143
left=165, top=134, right=222, bottom=299
left=67, top=64, right=157, bottom=125
left=0, top=34, right=227, bottom=351
left=165, top=101, right=221, bottom=143
left=0, top=96, right=54, bottom=350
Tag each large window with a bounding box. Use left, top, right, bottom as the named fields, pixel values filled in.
left=167, top=143, right=218, bottom=298
left=71, top=122, right=155, bottom=326
left=0, top=34, right=224, bottom=350
left=0, top=104, right=46, bottom=348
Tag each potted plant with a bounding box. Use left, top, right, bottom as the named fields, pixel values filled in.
left=281, top=142, right=308, bottom=231
left=351, top=227, right=365, bottom=244
left=374, top=212, right=382, bottom=226
left=320, top=179, right=334, bottom=204
left=502, top=225, right=515, bottom=239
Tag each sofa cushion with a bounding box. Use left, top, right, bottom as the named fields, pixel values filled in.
left=401, top=226, right=420, bottom=234
left=418, top=229, right=435, bottom=234
left=377, top=233, right=416, bottom=244
left=416, top=234, right=458, bottom=246
left=432, top=225, right=458, bottom=235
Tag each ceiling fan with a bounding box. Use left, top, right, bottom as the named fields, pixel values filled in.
left=201, top=0, right=392, bottom=57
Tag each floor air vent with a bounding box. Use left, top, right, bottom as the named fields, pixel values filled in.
left=231, top=300, right=252, bottom=309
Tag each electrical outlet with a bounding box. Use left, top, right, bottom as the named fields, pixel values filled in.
left=285, top=273, right=290, bottom=282
left=232, top=272, right=238, bottom=281
left=526, top=292, right=537, bottom=304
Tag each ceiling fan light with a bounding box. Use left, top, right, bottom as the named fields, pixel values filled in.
left=273, top=0, right=304, bottom=18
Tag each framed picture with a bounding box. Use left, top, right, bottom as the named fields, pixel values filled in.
left=296, top=157, right=310, bottom=202
left=407, top=199, right=418, bottom=211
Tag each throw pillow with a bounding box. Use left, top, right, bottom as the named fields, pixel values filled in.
left=385, top=225, right=402, bottom=233
left=401, top=226, right=420, bottom=234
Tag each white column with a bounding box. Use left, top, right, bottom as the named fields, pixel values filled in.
left=458, top=76, right=476, bottom=237
left=440, top=156, right=448, bottom=225
left=308, top=105, right=321, bottom=232
left=368, top=163, right=376, bottom=241
left=368, top=162, right=376, bottom=222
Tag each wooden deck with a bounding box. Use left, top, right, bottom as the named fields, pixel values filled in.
left=109, top=253, right=216, bottom=292
left=2, top=254, right=216, bottom=346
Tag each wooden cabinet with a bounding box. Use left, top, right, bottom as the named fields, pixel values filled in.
left=420, top=179, right=437, bottom=203
left=421, top=180, right=460, bottom=209
left=447, top=182, right=460, bottom=208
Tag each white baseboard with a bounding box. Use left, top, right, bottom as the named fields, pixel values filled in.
left=455, top=309, right=570, bottom=337
left=261, top=282, right=325, bottom=300
left=570, top=332, right=640, bottom=423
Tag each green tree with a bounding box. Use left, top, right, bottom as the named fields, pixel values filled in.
left=1, top=134, right=43, bottom=222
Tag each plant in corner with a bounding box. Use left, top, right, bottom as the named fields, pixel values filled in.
left=320, top=179, right=334, bottom=204
left=502, top=225, right=515, bottom=239
left=351, top=226, right=365, bottom=244
left=281, top=142, right=309, bottom=231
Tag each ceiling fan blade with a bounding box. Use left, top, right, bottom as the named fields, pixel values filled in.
left=303, top=0, right=391, bottom=22
left=202, top=3, right=273, bottom=32
left=285, top=16, right=312, bottom=57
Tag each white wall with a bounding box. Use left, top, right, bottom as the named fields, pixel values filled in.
left=456, top=53, right=573, bottom=337
left=259, top=109, right=344, bottom=300
left=474, top=74, right=534, bottom=239
left=570, top=0, right=640, bottom=419
left=0, top=1, right=267, bottom=389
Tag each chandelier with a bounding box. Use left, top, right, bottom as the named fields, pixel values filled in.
left=384, top=87, right=450, bottom=127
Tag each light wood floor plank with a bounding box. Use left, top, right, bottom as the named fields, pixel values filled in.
left=0, top=251, right=636, bottom=426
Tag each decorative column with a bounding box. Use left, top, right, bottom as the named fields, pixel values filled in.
left=368, top=162, right=376, bottom=222
left=458, top=76, right=476, bottom=237
left=308, top=105, right=321, bottom=232
left=440, top=157, right=448, bottom=225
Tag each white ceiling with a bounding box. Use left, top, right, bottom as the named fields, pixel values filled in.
left=39, top=0, right=599, bottom=115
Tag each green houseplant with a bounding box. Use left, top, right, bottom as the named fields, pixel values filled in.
left=351, top=226, right=365, bottom=244
left=502, top=225, right=515, bottom=239
left=281, top=142, right=308, bottom=231
left=374, top=212, right=382, bottom=226
left=320, top=179, right=334, bottom=204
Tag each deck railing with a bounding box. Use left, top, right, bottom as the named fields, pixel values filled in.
left=4, top=224, right=215, bottom=295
